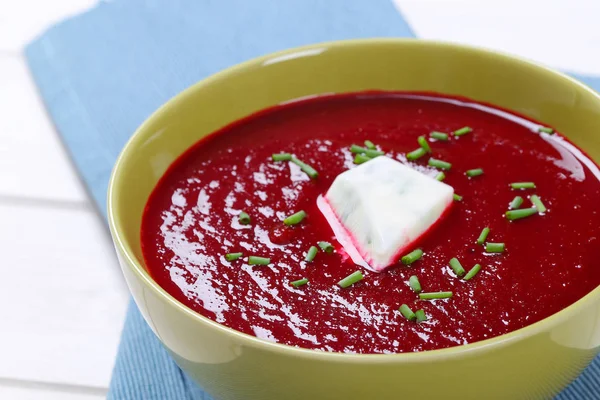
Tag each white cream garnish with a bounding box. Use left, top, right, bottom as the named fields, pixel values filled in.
left=318, top=156, right=453, bottom=272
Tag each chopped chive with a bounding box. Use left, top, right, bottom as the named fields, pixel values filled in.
left=305, top=246, right=318, bottom=262
left=463, top=264, right=482, bottom=281
left=449, top=257, right=466, bottom=277
left=415, top=309, right=427, bottom=323
left=406, top=147, right=427, bottom=161
left=225, top=252, right=243, bottom=261
left=337, top=270, right=364, bottom=288
left=485, top=242, right=505, bottom=253
left=350, top=144, right=367, bottom=154
left=509, top=196, right=524, bottom=209
left=435, top=172, right=446, bottom=181
left=290, top=278, right=308, bottom=288
left=283, top=210, right=306, bottom=225
left=428, top=158, right=452, bottom=170
left=418, top=136, right=431, bottom=153
left=530, top=195, right=547, bottom=213
left=409, top=275, right=422, bottom=293
left=354, top=154, right=372, bottom=165
left=454, top=126, right=473, bottom=136
left=401, top=249, right=423, bottom=265
left=539, top=126, right=554, bottom=134
left=364, top=140, right=376, bottom=150
left=510, top=182, right=536, bottom=190
left=364, top=148, right=384, bottom=158
left=506, top=207, right=538, bottom=221
left=419, top=291, right=453, bottom=300
left=350, top=143, right=383, bottom=157
left=291, top=157, right=318, bottom=179
left=399, top=304, right=416, bottom=321
left=272, top=153, right=292, bottom=161
left=476, top=227, right=490, bottom=245
left=465, top=168, right=484, bottom=177
left=430, top=131, right=449, bottom=141
left=453, top=193, right=463, bottom=202
left=248, top=256, right=270, bottom=265
left=238, top=211, right=251, bottom=225
left=318, top=241, right=334, bottom=253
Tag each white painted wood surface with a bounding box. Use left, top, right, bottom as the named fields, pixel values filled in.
left=0, top=203, right=127, bottom=387
left=397, top=0, right=600, bottom=76
left=0, top=379, right=106, bottom=400
left=0, top=55, right=88, bottom=202
left=0, top=0, right=597, bottom=398
left=0, top=1, right=126, bottom=398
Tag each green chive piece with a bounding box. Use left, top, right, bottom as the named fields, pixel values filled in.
left=290, top=278, right=309, bottom=288
left=485, top=243, right=505, bottom=253
left=248, top=256, right=270, bottom=265
left=415, top=309, right=428, bottom=323
left=337, top=270, right=364, bottom=288
left=465, top=168, right=484, bottom=177
left=453, top=194, right=463, bottom=202
left=225, top=252, right=243, bottom=261
left=454, top=126, right=473, bottom=136
left=283, top=210, right=306, bottom=225
left=419, top=291, right=453, bottom=300
left=350, top=144, right=368, bottom=154
left=351, top=144, right=383, bottom=157
left=530, top=195, right=547, bottom=213
left=305, top=246, right=318, bottom=262
left=435, top=172, right=446, bottom=181
left=430, top=131, right=449, bottom=141
left=406, top=147, right=427, bottom=161
left=318, top=241, right=334, bottom=253
left=428, top=158, right=452, bottom=170
left=364, top=140, right=376, bottom=150
left=539, top=126, right=554, bottom=134
left=476, top=227, right=490, bottom=245
left=509, top=196, right=524, bottom=209
left=272, top=153, right=292, bottom=161
left=238, top=211, right=251, bottom=225
left=449, top=257, right=466, bottom=277
left=291, top=157, right=318, bottom=179
left=418, top=136, right=431, bottom=153
left=506, top=207, right=538, bottom=221
left=463, top=264, right=482, bottom=281
left=365, top=149, right=384, bottom=158
left=399, top=304, right=416, bottom=321
left=409, top=275, right=422, bottom=293
left=354, top=154, right=372, bottom=165
left=401, top=249, right=423, bottom=265
left=510, top=182, right=536, bottom=190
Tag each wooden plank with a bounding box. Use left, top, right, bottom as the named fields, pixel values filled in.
left=396, top=0, right=600, bottom=75
left=0, top=55, right=88, bottom=202
left=0, top=377, right=106, bottom=400
left=0, top=203, right=128, bottom=387
left=0, top=386, right=105, bottom=400
left=0, top=0, right=96, bottom=52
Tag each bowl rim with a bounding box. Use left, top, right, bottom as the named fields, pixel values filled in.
left=108, top=37, right=600, bottom=363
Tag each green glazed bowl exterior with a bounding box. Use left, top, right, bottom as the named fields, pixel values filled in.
left=108, top=39, right=600, bottom=400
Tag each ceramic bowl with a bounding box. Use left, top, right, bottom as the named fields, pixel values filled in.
left=108, top=39, right=600, bottom=400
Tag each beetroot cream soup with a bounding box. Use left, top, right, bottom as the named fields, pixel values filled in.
left=141, top=92, right=600, bottom=354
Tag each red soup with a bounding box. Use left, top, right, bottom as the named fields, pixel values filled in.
left=141, top=92, right=600, bottom=354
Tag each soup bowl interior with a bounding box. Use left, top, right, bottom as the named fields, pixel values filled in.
left=108, top=39, right=600, bottom=400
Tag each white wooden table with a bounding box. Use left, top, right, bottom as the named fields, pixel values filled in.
left=0, top=1, right=597, bottom=398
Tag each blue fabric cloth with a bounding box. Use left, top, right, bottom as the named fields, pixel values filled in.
left=24, top=1, right=600, bottom=398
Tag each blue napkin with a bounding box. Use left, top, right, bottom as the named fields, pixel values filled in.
left=25, top=1, right=600, bottom=398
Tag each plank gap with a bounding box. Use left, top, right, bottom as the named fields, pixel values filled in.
left=0, top=194, right=91, bottom=212
left=0, top=376, right=107, bottom=396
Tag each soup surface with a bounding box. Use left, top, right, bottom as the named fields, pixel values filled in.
left=141, top=92, right=600, bottom=353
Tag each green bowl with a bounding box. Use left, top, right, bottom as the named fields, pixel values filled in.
left=108, top=39, right=600, bottom=400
